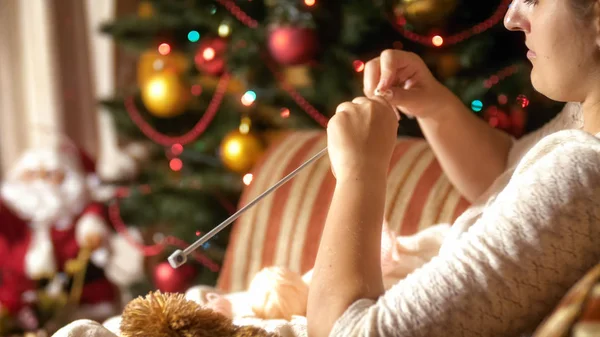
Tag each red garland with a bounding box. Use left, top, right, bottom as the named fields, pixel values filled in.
left=391, top=0, right=512, bottom=47
left=214, top=0, right=258, bottom=28
left=124, top=73, right=230, bottom=146
left=483, top=64, right=520, bottom=89
left=264, top=58, right=329, bottom=128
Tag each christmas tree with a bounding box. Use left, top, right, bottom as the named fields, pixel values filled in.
left=99, top=0, right=562, bottom=294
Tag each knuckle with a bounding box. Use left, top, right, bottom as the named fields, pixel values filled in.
left=407, top=52, right=423, bottom=64
left=336, top=102, right=351, bottom=111
left=326, top=117, right=335, bottom=128
left=363, top=100, right=375, bottom=109
left=327, top=115, right=341, bottom=130
left=365, top=58, right=378, bottom=68
left=381, top=49, right=396, bottom=58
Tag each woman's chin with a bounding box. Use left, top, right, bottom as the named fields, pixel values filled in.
left=530, top=73, right=555, bottom=101
left=530, top=70, right=574, bottom=103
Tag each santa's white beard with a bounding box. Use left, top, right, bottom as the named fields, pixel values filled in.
left=1, top=175, right=87, bottom=225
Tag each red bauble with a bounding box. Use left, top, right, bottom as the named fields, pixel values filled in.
left=152, top=262, right=196, bottom=293
left=195, top=38, right=227, bottom=76
left=268, top=26, right=318, bottom=65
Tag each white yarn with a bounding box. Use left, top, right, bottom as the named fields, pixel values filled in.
left=248, top=266, right=308, bottom=321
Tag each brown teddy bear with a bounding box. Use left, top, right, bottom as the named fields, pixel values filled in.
left=120, top=291, right=276, bottom=337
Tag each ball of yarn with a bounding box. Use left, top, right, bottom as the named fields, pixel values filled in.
left=248, top=266, right=308, bottom=320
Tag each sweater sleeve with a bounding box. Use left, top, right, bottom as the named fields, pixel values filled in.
left=330, top=130, right=600, bottom=337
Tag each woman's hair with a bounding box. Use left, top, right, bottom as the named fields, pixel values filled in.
left=569, top=0, right=596, bottom=21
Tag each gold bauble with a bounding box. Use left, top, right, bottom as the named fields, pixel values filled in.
left=283, top=65, right=312, bottom=88
left=396, top=0, right=458, bottom=27
left=220, top=131, right=265, bottom=173
left=141, top=72, right=191, bottom=118
left=138, top=1, right=154, bottom=18
left=137, top=50, right=188, bottom=87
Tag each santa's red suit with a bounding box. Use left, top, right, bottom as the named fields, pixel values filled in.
left=0, top=146, right=118, bottom=317
left=0, top=202, right=34, bottom=314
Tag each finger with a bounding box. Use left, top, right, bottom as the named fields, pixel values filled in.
left=352, top=96, right=371, bottom=105
left=374, top=88, right=402, bottom=120
left=374, top=88, right=393, bottom=99
left=371, top=96, right=401, bottom=121
left=378, top=50, right=419, bottom=91
left=335, top=101, right=356, bottom=114
left=363, top=58, right=381, bottom=97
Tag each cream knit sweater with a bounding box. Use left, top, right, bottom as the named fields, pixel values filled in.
left=331, top=102, right=600, bottom=336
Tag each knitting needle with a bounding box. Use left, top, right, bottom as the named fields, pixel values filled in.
left=168, top=147, right=328, bottom=268
left=167, top=88, right=394, bottom=268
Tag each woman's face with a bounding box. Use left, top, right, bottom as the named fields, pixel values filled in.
left=504, top=0, right=599, bottom=103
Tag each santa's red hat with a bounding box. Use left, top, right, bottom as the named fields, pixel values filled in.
left=76, top=147, right=97, bottom=176
left=60, top=142, right=97, bottom=176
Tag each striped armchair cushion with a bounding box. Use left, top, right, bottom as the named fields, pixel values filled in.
left=217, top=131, right=470, bottom=292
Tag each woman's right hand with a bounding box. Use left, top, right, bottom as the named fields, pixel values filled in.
left=364, top=49, right=454, bottom=120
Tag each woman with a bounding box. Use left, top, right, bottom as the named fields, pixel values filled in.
left=307, top=0, right=600, bottom=336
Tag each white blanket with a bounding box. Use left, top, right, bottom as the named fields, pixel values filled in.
left=52, top=224, right=450, bottom=337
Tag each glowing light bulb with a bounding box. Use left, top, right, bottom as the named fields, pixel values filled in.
left=158, top=43, right=171, bottom=55
left=188, top=30, right=200, bottom=42
left=203, top=47, right=215, bottom=61
left=305, top=0, right=316, bottom=6
left=171, top=144, right=183, bottom=156
left=239, top=117, right=252, bottom=134
left=353, top=60, right=365, bottom=72
left=471, top=100, right=483, bottom=112
left=239, top=122, right=250, bottom=134
left=218, top=24, right=230, bottom=37
left=517, top=94, right=530, bottom=108
left=432, top=35, right=444, bottom=47
left=241, top=90, right=256, bottom=106
left=280, top=108, right=290, bottom=118
left=169, top=158, right=183, bottom=171
left=243, top=173, right=253, bottom=186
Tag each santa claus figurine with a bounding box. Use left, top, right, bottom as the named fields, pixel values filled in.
left=0, top=144, right=120, bottom=325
